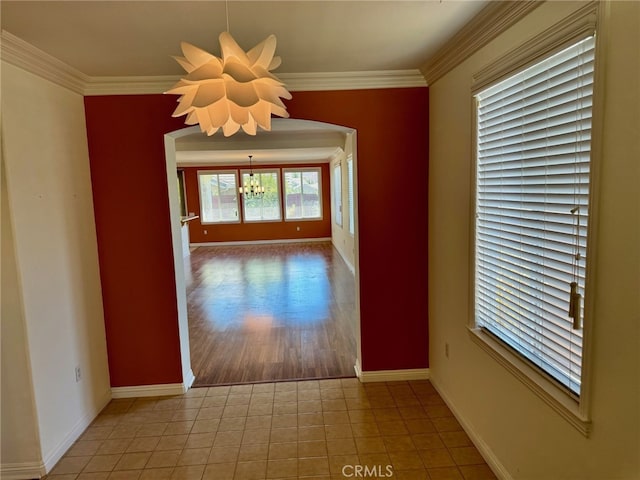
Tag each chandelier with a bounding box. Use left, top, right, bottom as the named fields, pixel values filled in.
left=165, top=4, right=292, bottom=137
left=239, top=155, right=264, bottom=198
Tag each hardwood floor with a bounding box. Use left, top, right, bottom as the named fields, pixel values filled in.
left=185, top=242, right=358, bottom=386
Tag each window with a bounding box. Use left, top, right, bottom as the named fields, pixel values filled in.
left=176, top=169, right=187, bottom=217
left=283, top=168, right=322, bottom=220
left=333, top=163, right=342, bottom=226
left=474, top=36, right=595, bottom=398
left=347, top=156, right=354, bottom=235
left=241, top=170, right=281, bottom=222
left=198, top=171, right=240, bottom=224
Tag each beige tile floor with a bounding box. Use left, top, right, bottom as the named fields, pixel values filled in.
left=44, top=379, right=496, bottom=480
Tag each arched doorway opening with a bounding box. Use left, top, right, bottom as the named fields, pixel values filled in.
left=163, top=119, right=360, bottom=386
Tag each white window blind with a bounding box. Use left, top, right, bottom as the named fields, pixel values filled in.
left=198, top=171, right=240, bottom=224
left=333, top=164, right=342, bottom=226
left=347, top=156, right=354, bottom=235
left=475, top=36, right=595, bottom=396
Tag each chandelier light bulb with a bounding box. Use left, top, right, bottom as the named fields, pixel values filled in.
left=165, top=32, right=292, bottom=137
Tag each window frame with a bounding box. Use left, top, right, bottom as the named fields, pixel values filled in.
left=197, top=170, right=241, bottom=225
left=468, top=3, right=602, bottom=436
left=347, top=155, right=355, bottom=236
left=239, top=168, right=282, bottom=223
left=333, top=162, right=343, bottom=227
left=282, top=167, right=323, bottom=222
left=177, top=169, right=187, bottom=217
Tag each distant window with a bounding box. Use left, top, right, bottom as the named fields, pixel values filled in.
left=198, top=171, right=240, bottom=224
left=347, top=156, right=354, bottom=235
left=177, top=169, right=187, bottom=217
left=283, top=168, right=322, bottom=220
left=241, top=170, right=281, bottom=222
left=333, top=163, right=343, bottom=227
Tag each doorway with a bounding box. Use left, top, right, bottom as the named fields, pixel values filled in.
left=164, top=119, right=361, bottom=387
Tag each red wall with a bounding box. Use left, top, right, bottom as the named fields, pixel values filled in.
left=85, top=87, right=428, bottom=387
left=286, top=89, right=430, bottom=371
left=183, top=164, right=331, bottom=243
left=85, top=95, right=185, bottom=387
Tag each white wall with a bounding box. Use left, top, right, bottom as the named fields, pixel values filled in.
left=1, top=152, right=42, bottom=476
left=1, top=62, right=111, bottom=474
left=428, top=1, right=639, bottom=479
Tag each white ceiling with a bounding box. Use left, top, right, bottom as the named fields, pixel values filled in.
left=1, top=1, right=488, bottom=163
left=176, top=146, right=343, bottom=166
left=0, top=0, right=488, bottom=77
left=174, top=119, right=349, bottom=166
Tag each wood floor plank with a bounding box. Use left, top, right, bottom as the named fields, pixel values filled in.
left=186, top=242, right=357, bottom=386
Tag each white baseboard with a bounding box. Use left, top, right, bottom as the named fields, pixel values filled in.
left=42, top=387, right=112, bottom=474
left=332, top=240, right=356, bottom=275
left=354, top=360, right=430, bottom=383
left=111, top=369, right=195, bottom=399
left=112, top=381, right=187, bottom=399
left=429, top=373, right=512, bottom=480
left=190, top=237, right=331, bottom=247
left=0, top=461, right=46, bottom=480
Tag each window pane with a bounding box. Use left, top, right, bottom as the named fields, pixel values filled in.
left=198, top=171, right=239, bottom=223
left=242, top=171, right=281, bottom=222
left=177, top=170, right=187, bottom=217
left=301, top=170, right=321, bottom=218
left=347, top=157, right=354, bottom=235
left=333, top=164, right=342, bottom=226
left=474, top=36, right=594, bottom=396
left=284, top=169, right=322, bottom=220
left=284, top=171, right=302, bottom=219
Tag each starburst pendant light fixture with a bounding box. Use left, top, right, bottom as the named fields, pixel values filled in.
left=165, top=5, right=292, bottom=137
left=239, top=155, right=264, bottom=198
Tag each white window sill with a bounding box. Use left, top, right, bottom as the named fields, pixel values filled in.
left=284, top=217, right=323, bottom=222
left=467, top=326, right=591, bottom=436
left=242, top=218, right=283, bottom=224
left=200, top=221, right=241, bottom=225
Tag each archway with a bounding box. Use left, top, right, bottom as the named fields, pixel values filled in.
left=163, top=119, right=361, bottom=387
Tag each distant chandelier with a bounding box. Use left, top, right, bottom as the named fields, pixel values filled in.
left=165, top=28, right=292, bottom=137
left=239, top=155, right=264, bottom=198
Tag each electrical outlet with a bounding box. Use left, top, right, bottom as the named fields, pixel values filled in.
left=445, top=343, right=450, bottom=359
left=75, top=366, right=82, bottom=382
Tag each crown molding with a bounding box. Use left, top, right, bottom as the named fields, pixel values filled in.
left=420, top=0, right=543, bottom=85
left=471, top=1, right=598, bottom=94
left=1, top=30, right=88, bottom=94
left=1, top=31, right=426, bottom=96
left=84, top=69, right=427, bottom=96
left=84, top=75, right=178, bottom=95
left=281, top=70, right=427, bottom=91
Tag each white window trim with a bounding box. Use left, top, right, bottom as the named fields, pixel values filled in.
left=282, top=167, right=323, bottom=222
left=239, top=169, right=282, bottom=223
left=347, top=155, right=355, bottom=237
left=468, top=1, right=603, bottom=437
left=333, top=162, right=343, bottom=228
left=197, top=170, right=241, bottom=225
